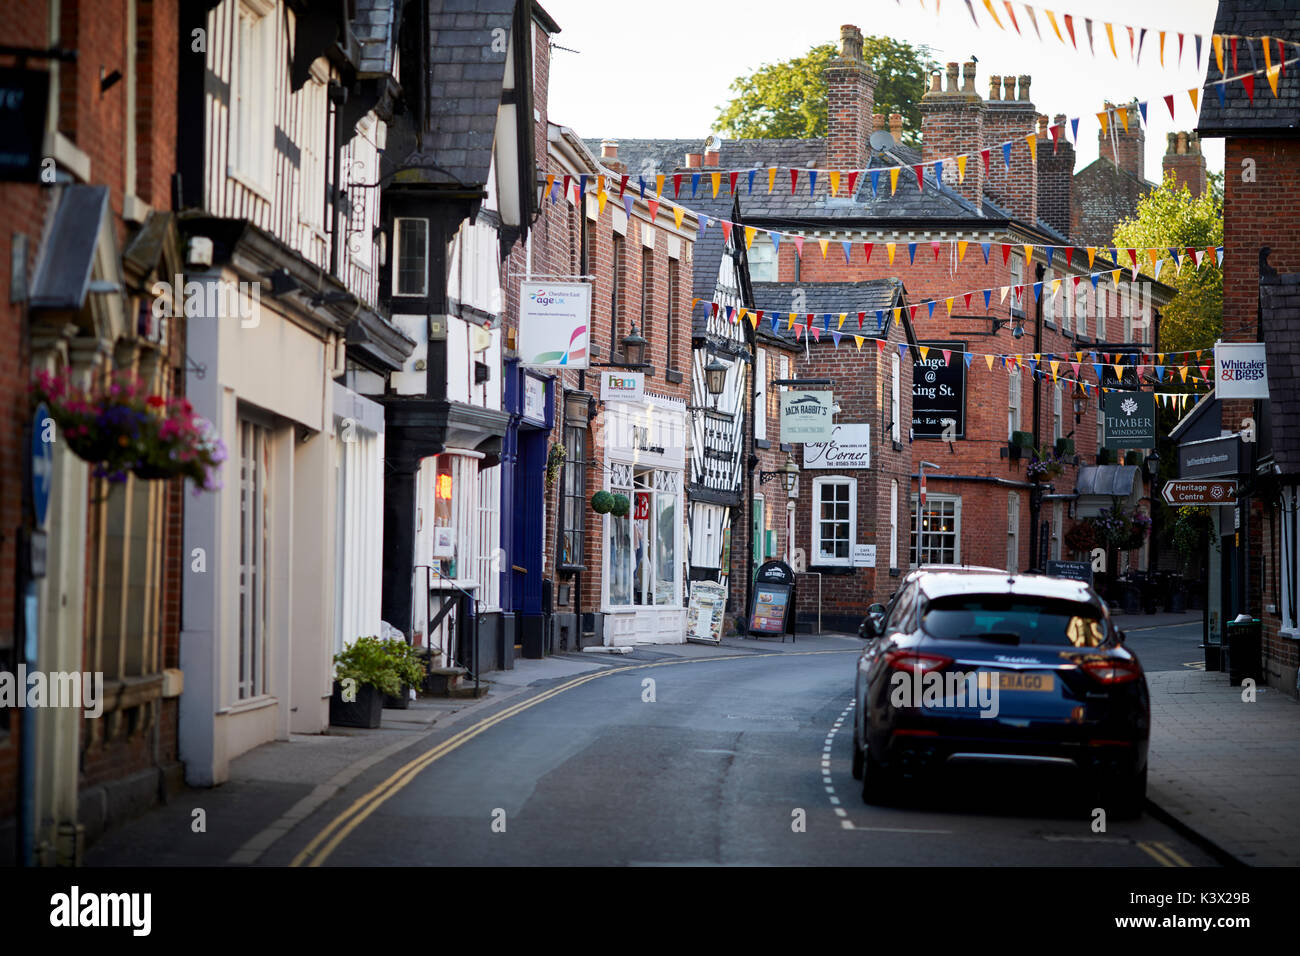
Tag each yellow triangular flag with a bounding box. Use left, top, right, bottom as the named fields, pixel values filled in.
left=597, top=190, right=607, bottom=214
left=1159, top=30, right=1166, bottom=66
left=887, top=242, right=897, bottom=264
left=1146, top=248, right=1159, bottom=270
left=818, top=238, right=829, bottom=258
left=738, top=308, right=747, bottom=324
left=1097, top=110, right=1109, bottom=136
left=945, top=297, right=954, bottom=316
left=545, top=173, right=555, bottom=195
left=710, top=172, right=720, bottom=198
left=1268, top=64, right=1282, bottom=98
left=1179, top=365, right=1189, bottom=382
left=919, top=346, right=930, bottom=362
left=655, top=174, right=665, bottom=196
left=1111, top=269, right=1121, bottom=287
left=983, top=0, right=1004, bottom=29
left=957, top=154, right=967, bottom=183
left=838, top=313, right=846, bottom=330
left=745, top=226, right=756, bottom=249
left=749, top=310, right=758, bottom=329
left=1213, top=34, right=1224, bottom=73
left=1045, top=9, right=1064, bottom=43
left=1264, top=35, right=1273, bottom=72
left=894, top=307, right=902, bottom=325
left=1105, top=22, right=1117, bottom=58
left=1086, top=247, right=1097, bottom=268
left=1023, top=244, right=1034, bottom=265
left=597, top=174, right=605, bottom=195
left=1118, top=106, right=1129, bottom=133
left=854, top=335, right=864, bottom=350
left=1026, top=132, right=1037, bottom=162
left=1051, top=278, right=1061, bottom=296
left=958, top=240, right=969, bottom=262
left=1051, top=359, right=1060, bottom=381
left=1189, top=87, right=1199, bottom=113
left=985, top=354, right=996, bottom=371
left=788, top=312, right=795, bottom=329
left=1113, top=363, right=1123, bottom=379
left=768, top=167, right=777, bottom=193
left=673, top=206, right=685, bottom=230
left=829, top=170, right=841, bottom=196
left=889, top=167, right=900, bottom=195
left=1157, top=353, right=1164, bottom=365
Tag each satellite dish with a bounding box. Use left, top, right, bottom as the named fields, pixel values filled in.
left=869, top=130, right=896, bottom=152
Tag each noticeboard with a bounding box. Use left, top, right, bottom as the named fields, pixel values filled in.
left=1045, top=560, right=1093, bottom=585
left=912, top=340, right=966, bottom=438
left=749, top=584, right=792, bottom=634
left=686, top=581, right=727, bottom=645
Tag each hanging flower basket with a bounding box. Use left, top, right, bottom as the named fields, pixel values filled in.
left=32, top=370, right=226, bottom=493
left=591, top=490, right=614, bottom=514
left=609, top=493, right=631, bottom=518
left=1025, top=445, right=1067, bottom=482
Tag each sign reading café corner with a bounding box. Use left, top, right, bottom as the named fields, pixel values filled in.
left=780, top=391, right=834, bottom=442
left=803, top=424, right=870, bottom=469
left=1103, top=391, right=1156, bottom=449
left=1215, top=342, right=1269, bottom=399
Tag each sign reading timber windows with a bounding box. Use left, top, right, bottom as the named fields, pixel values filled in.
left=1215, top=342, right=1269, bottom=399
left=803, top=424, right=870, bottom=469
left=518, top=281, right=590, bottom=368
left=1103, top=392, right=1156, bottom=449
left=912, top=341, right=966, bottom=438
left=780, top=391, right=834, bottom=442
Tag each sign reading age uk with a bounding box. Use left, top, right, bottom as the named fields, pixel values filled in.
left=1103, top=391, right=1156, bottom=450
left=518, top=281, right=591, bottom=369
left=780, top=390, right=834, bottom=442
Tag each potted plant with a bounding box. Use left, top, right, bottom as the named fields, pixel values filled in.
left=381, top=638, right=427, bottom=710
left=31, top=369, right=226, bottom=492
left=330, top=636, right=425, bottom=727
left=610, top=493, right=631, bottom=518
left=1026, top=444, right=1066, bottom=482
left=591, top=490, right=614, bottom=514
left=1008, top=430, right=1034, bottom=461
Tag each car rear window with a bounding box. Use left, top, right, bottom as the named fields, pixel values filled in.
left=920, top=595, right=1107, bottom=647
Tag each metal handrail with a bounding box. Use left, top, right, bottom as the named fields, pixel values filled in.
left=413, top=564, right=481, bottom=695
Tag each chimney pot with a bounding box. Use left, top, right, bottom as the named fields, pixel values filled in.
left=601, top=139, right=618, bottom=159
left=838, top=24, right=864, bottom=63
left=1053, top=113, right=1066, bottom=126
left=989, top=75, right=1001, bottom=100
left=1003, top=76, right=1016, bottom=101
left=889, top=112, right=903, bottom=143
left=962, top=61, right=977, bottom=92
left=685, top=152, right=702, bottom=168
left=873, top=113, right=886, bottom=131
left=1017, top=75, right=1031, bottom=102
left=704, top=149, right=719, bottom=167
left=946, top=62, right=960, bottom=93
left=929, top=72, right=942, bottom=94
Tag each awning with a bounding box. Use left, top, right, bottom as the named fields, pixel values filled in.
left=1074, top=465, right=1143, bottom=517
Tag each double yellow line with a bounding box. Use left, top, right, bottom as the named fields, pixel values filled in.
left=290, top=648, right=853, bottom=866
left=1138, top=840, right=1192, bottom=867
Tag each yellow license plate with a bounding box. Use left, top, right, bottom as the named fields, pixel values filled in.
left=978, top=672, right=1055, bottom=692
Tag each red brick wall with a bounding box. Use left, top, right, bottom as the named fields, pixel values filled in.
left=983, top=77, right=1038, bottom=223
left=823, top=26, right=876, bottom=171
left=1038, top=117, right=1075, bottom=239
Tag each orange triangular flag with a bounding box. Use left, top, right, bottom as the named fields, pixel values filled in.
left=1188, top=87, right=1199, bottom=112
left=1026, top=132, right=1037, bottom=162
left=957, top=154, right=967, bottom=183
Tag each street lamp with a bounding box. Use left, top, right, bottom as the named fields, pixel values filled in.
left=704, top=355, right=728, bottom=397
left=1143, top=449, right=1161, bottom=481
left=620, top=324, right=646, bottom=367
left=759, top=453, right=800, bottom=494
left=916, top=460, right=939, bottom=567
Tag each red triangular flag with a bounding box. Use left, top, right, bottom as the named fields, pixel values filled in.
left=1065, top=247, right=1074, bottom=267
left=909, top=304, right=918, bottom=322
left=728, top=171, right=739, bottom=194
left=1001, top=243, right=1012, bottom=265
left=964, top=292, right=972, bottom=309
left=932, top=240, right=942, bottom=261
left=857, top=312, right=865, bottom=329
left=847, top=171, right=860, bottom=195
left=863, top=242, right=873, bottom=264
left=981, top=148, right=991, bottom=176
left=790, top=169, right=799, bottom=194
left=1242, top=74, right=1255, bottom=105
left=942, top=349, right=952, bottom=366
left=1164, top=93, right=1176, bottom=119
left=618, top=175, right=628, bottom=197
left=720, top=220, right=732, bottom=243
left=915, top=164, right=925, bottom=190
left=673, top=173, right=681, bottom=197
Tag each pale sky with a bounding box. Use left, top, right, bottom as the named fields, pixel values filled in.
left=541, top=0, right=1224, bottom=180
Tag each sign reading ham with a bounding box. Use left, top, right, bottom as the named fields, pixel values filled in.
left=802, top=423, right=870, bottom=469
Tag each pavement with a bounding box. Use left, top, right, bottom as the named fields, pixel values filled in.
left=82, top=619, right=1300, bottom=867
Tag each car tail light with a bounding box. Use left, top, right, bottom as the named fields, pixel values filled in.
left=1081, top=658, right=1142, bottom=684
left=884, top=650, right=953, bottom=674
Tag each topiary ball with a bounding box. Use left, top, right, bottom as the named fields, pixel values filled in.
left=591, top=490, right=614, bottom=514
left=610, top=493, right=631, bottom=517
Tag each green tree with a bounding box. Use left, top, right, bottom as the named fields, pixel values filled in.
left=714, top=38, right=935, bottom=145
left=1112, top=171, right=1224, bottom=357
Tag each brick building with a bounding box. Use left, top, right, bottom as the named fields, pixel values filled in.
left=1196, top=1, right=1300, bottom=699
left=0, top=0, right=184, bottom=865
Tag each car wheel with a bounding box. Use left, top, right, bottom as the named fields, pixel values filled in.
left=851, top=721, right=864, bottom=780
left=861, top=745, right=896, bottom=806
left=1103, top=767, right=1147, bottom=820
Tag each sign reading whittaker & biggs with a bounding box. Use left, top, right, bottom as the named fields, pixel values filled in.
left=803, top=424, right=870, bottom=469
left=1103, top=392, right=1156, bottom=449
left=780, top=391, right=834, bottom=442
left=1215, top=342, right=1269, bottom=399
left=912, top=340, right=966, bottom=438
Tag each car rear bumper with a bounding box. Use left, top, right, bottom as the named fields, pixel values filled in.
left=879, top=732, right=1147, bottom=779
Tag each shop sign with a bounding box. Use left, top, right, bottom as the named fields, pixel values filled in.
left=780, top=390, right=833, bottom=442
left=1103, top=392, right=1156, bottom=449
left=1215, top=342, right=1269, bottom=399
left=518, top=282, right=590, bottom=368
left=803, top=424, right=870, bottom=469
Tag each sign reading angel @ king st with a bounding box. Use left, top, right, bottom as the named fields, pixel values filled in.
left=519, top=282, right=591, bottom=369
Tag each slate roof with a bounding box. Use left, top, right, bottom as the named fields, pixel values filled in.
left=1261, top=273, right=1300, bottom=472
left=353, top=0, right=398, bottom=77
left=386, top=0, right=516, bottom=188
left=1197, top=0, right=1300, bottom=135
left=749, top=280, right=913, bottom=348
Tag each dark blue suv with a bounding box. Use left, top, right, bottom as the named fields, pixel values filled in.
left=852, top=570, right=1149, bottom=818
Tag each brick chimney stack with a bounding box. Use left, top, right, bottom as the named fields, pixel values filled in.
left=1037, top=112, right=1075, bottom=238
left=983, top=73, right=1038, bottom=223
left=823, top=24, right=877, bottom=168
left=919, top=60, right=986, bottom=206
left=1163, top=131, right=1207, bottom=196
left=1098, top=101, right=1145, bottom=181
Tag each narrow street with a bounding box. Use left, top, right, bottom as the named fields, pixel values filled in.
left=242, top=634, right=1216, bottom=868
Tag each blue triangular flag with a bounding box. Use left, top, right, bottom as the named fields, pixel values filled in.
left=808, top=170, right=818, bottom=195
left=1156, top=365, right=1165, bottom=382
left=908, top=242, right=917, bottom=264
left=823, top=313, right=831, bottom=331
left=1046, top=247, right=1055, bottom=268
left=899, top=343, right=909, bottom=361
left=1090, top=273, right=1099, bottom=289
left=964, top=352, right=973, bottom=369
left=831, top=330, right=843, bottom=347
left=1033, top=281, right=1043, bottom=302
left=638, top=176, right=647, bottom=198
left=1195, top=34, right=1203, bottom=69
left=934, top=160, right=943, bottom=182
left=928, top=301, right=936, bottom=319
left=981, top=241, right=991, bottom=263
left=579, top=174, right=588, bottom=199
left=698, top=217, right=709, bottom=240
left=875, top=309, right=885, bottom=332
left=870, top=169, right=881, bottom=198
left=690, top=172, right=701, bottom=197
left=1215, top=83, right=1225, bottom=107
left=1217, top=246, right=1224, bottom=266
left=622, top=193, right=635, bottom=217
left=1169, top=247, right=1180, bottom=266
left=770, top=314, right=779, bottom=333
left=1137, top=28, right=1147, bottom=64
left=748, top=169, right=757, bottom=194
left=1029, top=358, right=1038, bottom=375
left=1002, top=142, right=1012, bottom=168
left=1070, top=117, right=1080, bottom=142
left=983, top=288, right=992, bottom=309
left=770, top=232, right=781, bottom=253
left=1138, top=100, right=1148, bottom=126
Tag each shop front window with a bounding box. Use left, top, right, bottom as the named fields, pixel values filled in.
left=607, top=465, right=680, bottom=608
